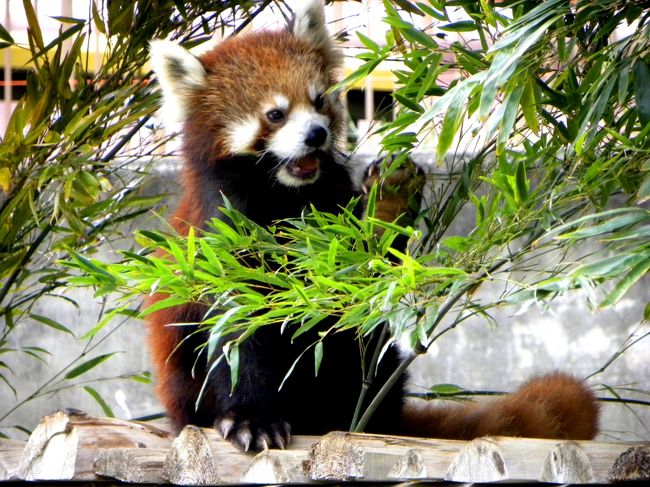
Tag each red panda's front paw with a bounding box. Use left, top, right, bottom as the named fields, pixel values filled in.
left=361, top=155, right=424, bottom=228
left=215, top=412, right=291, bottom=452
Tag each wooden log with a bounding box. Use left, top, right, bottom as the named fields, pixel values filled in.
left=7, top=411, right=650, bottom=484
left=304, top=432, right=647, bottom=484
left=443, top=436, right=638, bottom=483
left=162, top=425, right=318, bottom=485
left=609, top=445, right=650, bottom=481
left=304, top=431, right=465, bottom=481
left=94, top=447, right=168, bottom=483
left=16, top=409, right=172, bottom=481
left=0, top=439, right=25, bottom=481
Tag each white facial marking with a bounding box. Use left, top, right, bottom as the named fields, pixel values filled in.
left=308, top=84, right=322, bottom=102
left=273, top=95, right=290, bottom=111
left=226, top=116, right=260, bottom=155
left=267, top=108, right=330, bottom=160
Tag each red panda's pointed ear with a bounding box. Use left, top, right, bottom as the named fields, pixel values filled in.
left=149, top=40, right=206, bottom=121
left=291, top=0, right=341, bottom=68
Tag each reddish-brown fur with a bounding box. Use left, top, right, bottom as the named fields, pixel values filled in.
left=400, top=373, right=599, bottom=440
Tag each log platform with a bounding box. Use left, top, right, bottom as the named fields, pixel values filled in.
left=1, top=409, right=649, bottom=484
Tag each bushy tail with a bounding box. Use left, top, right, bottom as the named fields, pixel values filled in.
left=399, top=372, right=599, bottom=440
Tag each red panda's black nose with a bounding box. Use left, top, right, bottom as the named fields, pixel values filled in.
left=305, top=125, right=328, bottom=148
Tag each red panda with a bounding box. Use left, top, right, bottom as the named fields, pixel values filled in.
left=147, top=0, right=599, bottom=452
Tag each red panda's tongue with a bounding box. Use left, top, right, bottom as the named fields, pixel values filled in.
left=289, top=154, right=319, bottom=179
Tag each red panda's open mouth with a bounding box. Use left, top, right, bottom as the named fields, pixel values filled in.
left=286, top=153, right=320, bottom=180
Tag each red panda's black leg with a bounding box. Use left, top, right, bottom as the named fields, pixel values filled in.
left=204, top=327, right=294, bottom=452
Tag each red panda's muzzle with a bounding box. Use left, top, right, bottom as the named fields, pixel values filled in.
left=287, top=153, right=320, bottom=180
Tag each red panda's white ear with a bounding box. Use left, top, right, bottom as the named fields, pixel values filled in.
left=291, top=0, right=341, bottom=68
left=149, top=40, right=206, bottom=121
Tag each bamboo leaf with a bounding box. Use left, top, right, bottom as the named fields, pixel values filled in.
left=226, top=344, right=239, bottom=393
left=65, top=353, right=117, bottom=379
left=520, top=79, right=539, bottom=134
left=633, top=59, right=650, bottom=125
left=23, top=0, right=44, bottom=49
left=0, top=23, right=14, bottom=43
left=84, top=386, right=115, bottom=417
left=439, top=21, right=477, bottom=32
left=558, top=212, right=648, bottom=239
left=30, top=314, right=75, bottom=336
left=314, top=341, right=323, bottom=377
left=601, top=257, right=650, bottom=308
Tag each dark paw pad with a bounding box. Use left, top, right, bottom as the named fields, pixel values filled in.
left=215, top=413, right=291, bottom=452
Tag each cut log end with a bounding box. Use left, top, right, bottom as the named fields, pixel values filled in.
left=609, top=445, right=650, bottom=482
left=540, top=441, right=594, bottom=483
left=303, top=431, right=364, bottom=480
left=162, top=425, right=220, bottom=485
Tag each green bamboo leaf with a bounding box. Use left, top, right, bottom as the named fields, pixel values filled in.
left=23, top=0, right=44, bottom=49
left=558, top=212, right=648, bottom=239
left=30, top=314, right=75, bottom=336
left=356, top=31, right=380, bottom=52
left=51, top=16, right=85, bottom=24
left=416, top=54, right=443, bottom=101
left=314, top=341, right=323, bottom=377
left=91, top=1, right=106, bottom=34
left=400, top=26, right=437, bottom=49
left=618, top=63, right=630, bottom=105
left=436, top=96, right=464, bottom=164
left=393, top=92, right=424, bottom=113
left=572, top=254, right=646, bottom=279
left=520, top=79, right=539, bottom=134
left=601, top=257, right=650, bottom=308
left=497, top=82, right=524, bottom=155
left=83, top=386, right=115, bottom=417
left=187, top=226, right=196, bottom=271
left=331, top=58, right=384, bottom=92
left=393, top=0, right=424, bottom=15
left=633, top=60, right=650, bottom=125
left=138, top=296, right=189, bottom=316
left=429, top=383, right=463, bottom=395
left=479, top=15, right=559, bottom=120
left=0, top=23, right=14, bottom=43
left=415, top=2, right=447, bottom=21
left=638, top=173, right=650, bottom=203
left=226, top=343, right=239, bottom=393
left=439, top=21, right=478, bottom=32
left=514, top=160, right=528, bottom=204
left=65, top=353, right=117, bottom=379
left=279, top=344, right=313, bottom=391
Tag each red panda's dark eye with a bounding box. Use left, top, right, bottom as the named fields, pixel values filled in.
left=314, top=94, right=324, bottom=111
left=266, top=109, right=285, bottom=122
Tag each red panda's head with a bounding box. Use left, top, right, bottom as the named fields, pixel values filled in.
left=150, top=0, right=343, bottom=188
